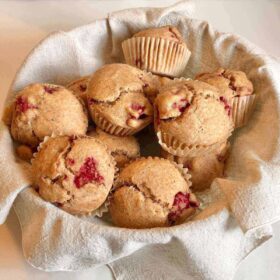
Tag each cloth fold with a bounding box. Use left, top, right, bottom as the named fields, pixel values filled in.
left=0, top=1, right=280, bottom=280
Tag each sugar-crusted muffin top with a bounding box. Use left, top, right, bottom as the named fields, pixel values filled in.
left=32, top=135, right=115, bottom=215
left=10, top=83, right=88, bottom=147
left=196, top=68, right=254, bottom=98
left=133, top=26, right=185, bottom=44
left=155, top=80, right=233, bottom=146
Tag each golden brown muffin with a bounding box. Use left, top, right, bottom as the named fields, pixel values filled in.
left=88, top=127, right=140, bottom=169
left=32, top=135, right=115, bottom=215
left=10, top=83, right=88, bottom=147
left=87, top=64, right=153, bottom=136
left=196, top=68, right=253, bottom=98
left=122, top=26, right=191, bottom=77
left=140, top=72, right=172, bottom=103
left=154, top=80, right=233, bottom=157
left=196, top=68, right=255, bottom=128
left=109, top=157, right=199, bottom=229
left=67, top=76, right=90, bottom=104
left=162, top=142, right=230, bottom=191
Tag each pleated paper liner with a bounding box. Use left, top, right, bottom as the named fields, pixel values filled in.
left=157, top=130, right=229, bottom=158
left=161, top=141, right=230, bottom=161
left=230, top=94, right=256, bottom=128
left=91, top=108, right=152, bottom=136
left=122, top=36, right=191, bottom=77
left=32, top=134, right=119, bottom=218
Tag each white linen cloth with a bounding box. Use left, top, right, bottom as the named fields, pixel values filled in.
left=1, top=1, right=280, bottom=279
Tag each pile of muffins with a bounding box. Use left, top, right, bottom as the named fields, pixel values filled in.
left=3, top=26, right=256, bottom=229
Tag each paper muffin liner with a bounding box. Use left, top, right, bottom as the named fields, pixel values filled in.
left=160, top=141, right=230, bottom=162
left=122, top=36, right=191, bottom=77
left=91, top=108, right=151, bottom=136
left=76, top=199, right=110, bottom=218
left=230, top=94, right=256, bottom=128
left=32, top=134, right=118, bottom=218
left=156, top=130, right=228, bottom=158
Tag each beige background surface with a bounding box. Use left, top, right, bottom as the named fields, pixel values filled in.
left=0, top=1, right=280, bottom=279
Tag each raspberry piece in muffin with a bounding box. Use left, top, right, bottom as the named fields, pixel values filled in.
left=168, top=192, right=199, bottom=225
left=74, top=157, right=104, bottom=188
left=32, top=135, right=116, bottom=215
left=43, top=85, right=60, bottom=94
left=15, top=96, right=38, bottom=113
left=109, top=157, right=198, bottom=228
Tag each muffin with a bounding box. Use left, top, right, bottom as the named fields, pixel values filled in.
left=10, top=83, right=88, bottom=147
left=67, top=76, right=90, bottom=104
left=196, top=68, right=255, bottom=128
left=32, top=135, right=116, bottom=215
left=109, top=157, right=199, bottom=229
left=16, top=144, right=34, bottom=162
left=88, top=127, right=140, bottom=169
left=87, top=64, right=153, bottom=136
left=154, top=80, right=233, bottom=157
left=162, top=142, right=230, bottom=191
left=140, top=72, right=172, bottom=103
left=122, top=25, right=191, bottom=77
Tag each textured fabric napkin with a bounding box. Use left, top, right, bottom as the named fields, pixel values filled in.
left=1, top=1, right=280, bottom=279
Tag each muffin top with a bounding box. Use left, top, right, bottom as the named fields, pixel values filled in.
left=87, top=64, right=153, bottom=129
left=88, top=128, right=140, bottom=167
left=67, top=76, right=90, bottom=103
left=140, top=72, right=172, bottom=103
left=11, top=83, right=88, bottom=147
left=88, top=64, right=144, bottom=102
left=196, top=68, right=254, bottom=98
left=32, top=135, right=115, bottom=215
left=133, top=26, right=185, bottom=44
left=110, top=157, right=198, bottom=228
left=155, top=80, right=233, bottom=146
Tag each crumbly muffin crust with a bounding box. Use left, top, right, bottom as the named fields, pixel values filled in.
left=155, top=80, right=233, bottom=148
left=88, top=127, right=140, bottom=168
left=109, top=157, right=199, bottom=228
left=10, top=83, right=88, bottom=147
left=196, top=68, right=253, bottom=98
left=32, top=135, right=115, bottom=215
left=87, top=64, right=153, bottom=133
